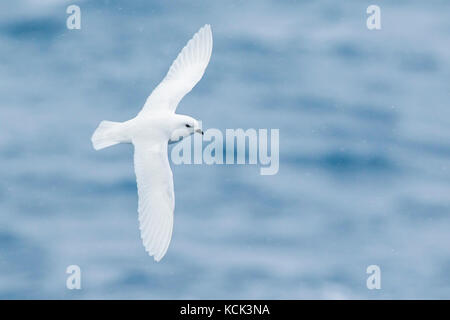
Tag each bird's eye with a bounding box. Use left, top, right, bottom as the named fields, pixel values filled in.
left=185, top=124, right=192, bottom=128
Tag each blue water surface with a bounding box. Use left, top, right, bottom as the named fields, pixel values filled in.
left=0, top=0, right=449, bottom=299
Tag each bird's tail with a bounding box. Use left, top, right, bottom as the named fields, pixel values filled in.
left=91, top=120, right=124, bottom=150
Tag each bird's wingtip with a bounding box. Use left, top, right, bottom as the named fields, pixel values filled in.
left=153, top=253, right=163, bottom=262
left=145, top=247, right=163, bottom=262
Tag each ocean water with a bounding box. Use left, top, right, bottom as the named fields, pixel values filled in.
left=0, top=0, right=449, bottom=299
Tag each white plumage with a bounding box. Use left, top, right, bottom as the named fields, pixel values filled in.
left=91, top=24, right=213, bottom=261
left=139, top=24, right=213, bottom=115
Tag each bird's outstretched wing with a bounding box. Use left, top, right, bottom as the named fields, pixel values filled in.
left=138, top=24, right=213, bottom=116
left=133, top=141, right=174, bottom=262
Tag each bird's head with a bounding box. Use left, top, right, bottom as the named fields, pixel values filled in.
left=169, top=114, right=203, bottom=144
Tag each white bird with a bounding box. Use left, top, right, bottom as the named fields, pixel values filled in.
left=91, top=24, right=213, bottom=262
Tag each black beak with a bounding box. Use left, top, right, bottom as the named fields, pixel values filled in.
left=195, top=129, right=204, bottom=135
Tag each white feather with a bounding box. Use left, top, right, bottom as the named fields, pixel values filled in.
left=139, top=24, right=213, bottom=115
left=134, top=141, right=174, bottom=262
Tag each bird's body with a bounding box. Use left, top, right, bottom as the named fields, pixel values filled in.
left=91, top=25, right=213, bottom=261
